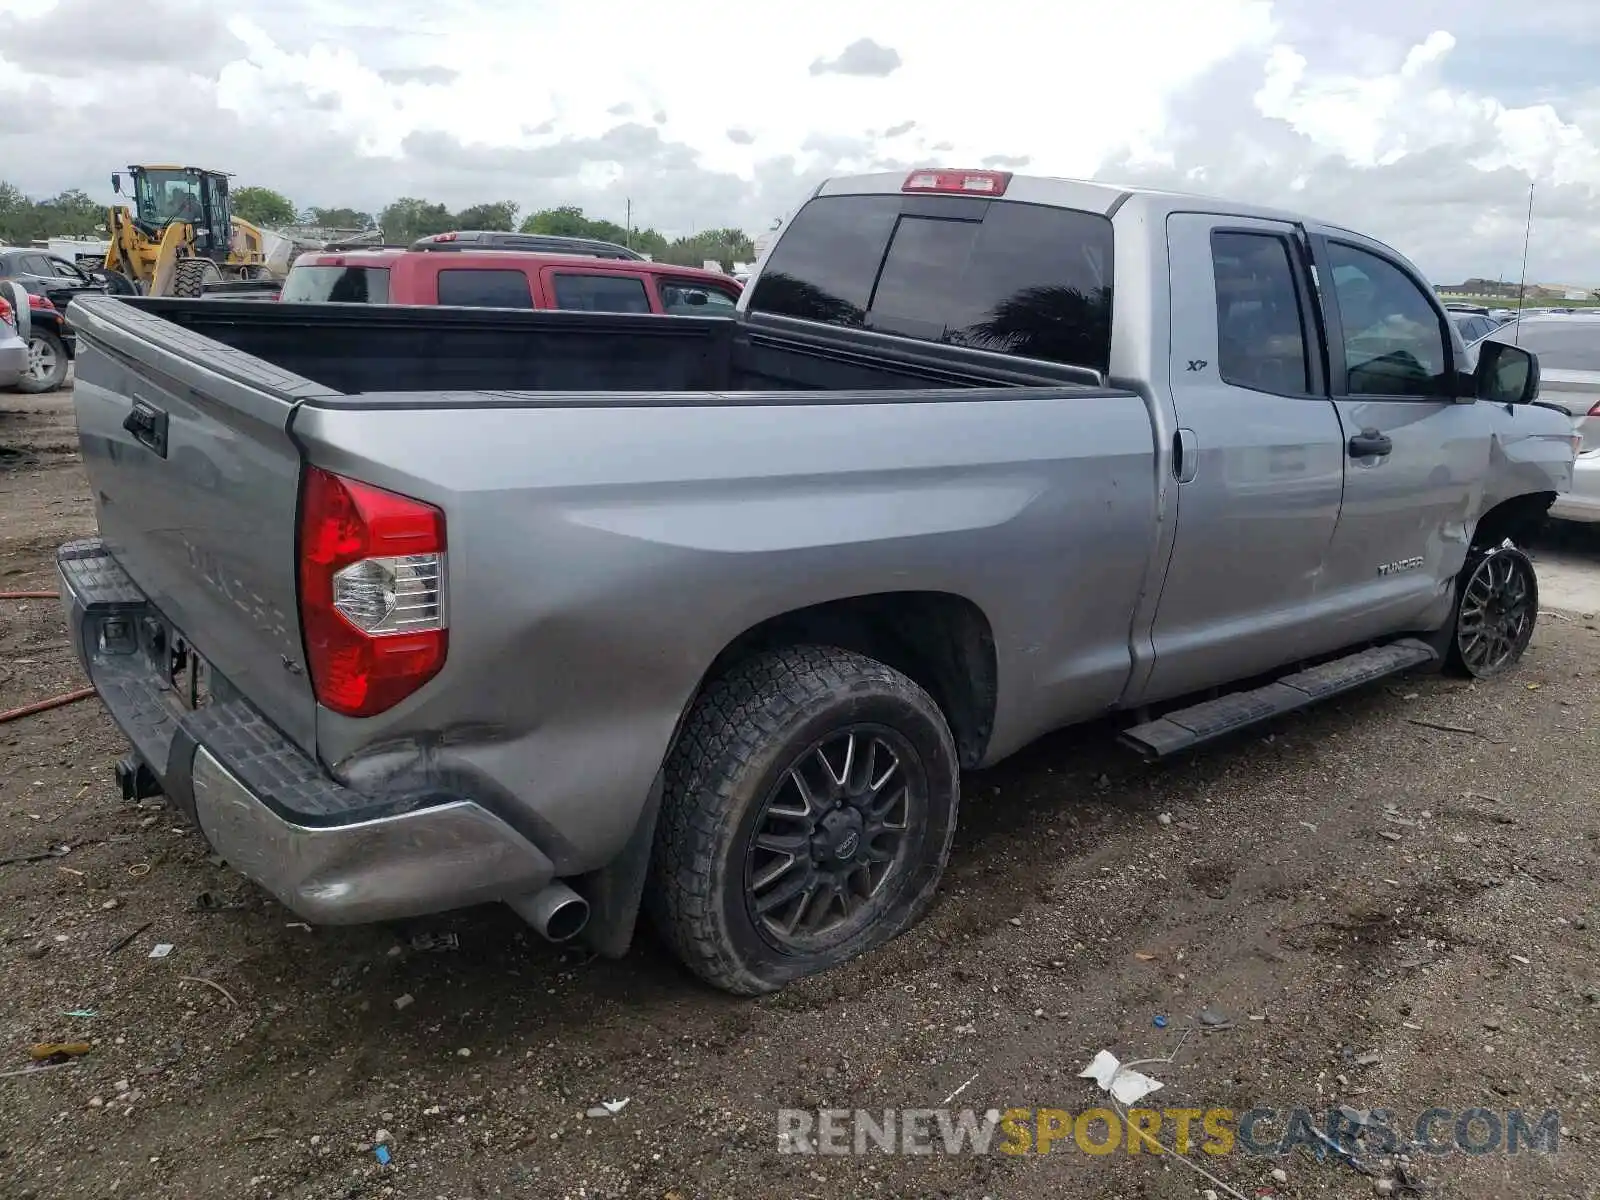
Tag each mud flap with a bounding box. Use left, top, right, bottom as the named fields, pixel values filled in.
left=575, top=772, right=664, bottom=959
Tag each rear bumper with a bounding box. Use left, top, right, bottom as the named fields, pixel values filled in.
left=1550, top=455, right=1600, bottom=523
left=57, top=537, right=556, bottom=924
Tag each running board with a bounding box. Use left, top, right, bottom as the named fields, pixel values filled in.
left=1119, top=639, right=1438, bottom=760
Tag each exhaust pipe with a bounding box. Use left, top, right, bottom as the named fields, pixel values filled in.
left=508, top=881, right=590, bottom=943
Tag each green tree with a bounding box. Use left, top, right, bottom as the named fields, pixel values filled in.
left=380, top=197, right=456, bottom=243
left=0, top=182, right=106, bottom=243
left=232, top=186, right=297, bottom=227
left=518, top=205, right=671, bottom=257
left=660, top=227, right=756, bottom=272
left=520, top=205, right=589, bottom=237
left=303, top=206, right=375, bottom=229
left=454, top=200, right=519, bottom=231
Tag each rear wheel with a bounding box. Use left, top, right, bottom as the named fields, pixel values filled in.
left=172, top=258, right=223, bottom=298
left=649, top=645, right=960, bottom=995
left=1446, top=542, right=1538, bottom=678
left=11, top=329, right=68, bottom=394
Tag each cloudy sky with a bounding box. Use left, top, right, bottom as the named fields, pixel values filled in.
left=2, top=0, right=1598, bottom=283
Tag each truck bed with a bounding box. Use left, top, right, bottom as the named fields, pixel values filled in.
left=63, top=293, right=1156, bottom=848
left=93, top=296, right=1116, bottom=401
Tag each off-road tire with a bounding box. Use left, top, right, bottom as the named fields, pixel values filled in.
left=12, top=329, right=68, bottom=394
left=172, top=258, right=222, bottom=298
left=648, top=645, right=960, bottom=995
left=95, top=270, right=139, bottom=297
left=1444, top=540, right=1539, bottom=678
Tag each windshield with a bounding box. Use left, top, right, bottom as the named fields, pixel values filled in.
left=133, top=170, right=202, bottom=225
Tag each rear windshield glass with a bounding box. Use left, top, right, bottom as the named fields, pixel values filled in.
left=280, top=265, right=390, bottom=304
left=437, top=269, right=534, bottom=309
left=748, top=194, right=1114, bottom=373
left=1483, top=320, right=1600, bottom=370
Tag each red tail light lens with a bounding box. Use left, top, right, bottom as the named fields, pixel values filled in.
left=903, top=168, right=1012, bottom=196
left=298, top=467, right=447, bottom=717
left=28, top=294, right=56, bottom=312
left=0, top=296, right=13, bottom=331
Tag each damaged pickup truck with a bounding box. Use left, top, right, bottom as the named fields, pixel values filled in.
left=59, top=169, right=1576, bottom=994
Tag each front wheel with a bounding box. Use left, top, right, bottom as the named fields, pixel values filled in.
left=649, top=645, right=960, bottom=995
left=1446, top=542, right=1538, bottom=678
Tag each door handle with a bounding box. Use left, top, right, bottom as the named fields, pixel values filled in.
left=122, top=396, right=169, bottom=458
left=1347, top=428, right=1392, bottom=458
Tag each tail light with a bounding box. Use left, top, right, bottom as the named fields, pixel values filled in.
left=28, top=294, right=56, bottom=312
left=903, top=169, right=1012, bottom=196
left=297, top=467, right=447, bottom=717
left=0, top=296, right=13, bottom=332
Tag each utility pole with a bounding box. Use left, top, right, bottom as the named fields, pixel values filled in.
left=625, top=197, right=632, bottom=249
left=1513, top=180, right=1534, bottom=339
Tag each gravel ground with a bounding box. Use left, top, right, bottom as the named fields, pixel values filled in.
left=2, top=389, right=1597, bottom=1200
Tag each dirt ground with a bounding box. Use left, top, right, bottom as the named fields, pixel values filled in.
left=2, top=388, right=1597, bottom=1200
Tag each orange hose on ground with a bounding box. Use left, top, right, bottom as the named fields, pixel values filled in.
left=0, top=687, right=96, bottom=724
left=0, top=592, right=58, bottom=600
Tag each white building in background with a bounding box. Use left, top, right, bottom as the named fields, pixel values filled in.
left=46, top=237, right=111, bottom=266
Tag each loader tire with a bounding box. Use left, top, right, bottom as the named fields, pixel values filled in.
left=95, top=270, right=139, bottom=297
left=172, top=259, right=223, bottom=298
left=648, top=645, right=959, bottom=995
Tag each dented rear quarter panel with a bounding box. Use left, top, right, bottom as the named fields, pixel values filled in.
left=291, top=392, right=1159, bottom=872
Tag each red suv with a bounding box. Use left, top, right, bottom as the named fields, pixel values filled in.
left=281, top=241, right=742, bottom=316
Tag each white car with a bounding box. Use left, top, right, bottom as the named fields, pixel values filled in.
left=1473, top=314, right=1600, bottom=522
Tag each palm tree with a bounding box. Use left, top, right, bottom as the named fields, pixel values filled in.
left=963, top=284, right=1112, bottom=371
left=749, top=272, right=866, bottom=327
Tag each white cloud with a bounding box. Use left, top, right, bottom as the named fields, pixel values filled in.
left=1, top=0, right=1598, bottom=280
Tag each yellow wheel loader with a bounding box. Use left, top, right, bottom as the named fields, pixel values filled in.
left=103, top=165, right=279, bottom=298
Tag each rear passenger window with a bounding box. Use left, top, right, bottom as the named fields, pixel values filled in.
left=748, top=195, right=1114, bottom=373
left=280, top=266, right=390, bottom=304
left=1210, top=231, right=1311, bottom=395
left=552, top=274, right=652, bottom=313
left=437, top=269, right=533, bottom=309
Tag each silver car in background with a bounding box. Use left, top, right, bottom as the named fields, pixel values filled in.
left=1473, top=313, right=1600, bottom=522
left=0, top=280, right=30, bottom=388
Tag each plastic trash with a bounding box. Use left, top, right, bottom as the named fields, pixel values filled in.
left=1079, top=1050, right=1164, bottom=1105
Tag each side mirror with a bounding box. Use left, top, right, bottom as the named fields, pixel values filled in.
left=1474, top=341, right=1540, bottom=405
left=111, top=173, right=122, bottom=194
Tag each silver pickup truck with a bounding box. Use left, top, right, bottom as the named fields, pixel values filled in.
left=59, top=169, right=1576, bottom=995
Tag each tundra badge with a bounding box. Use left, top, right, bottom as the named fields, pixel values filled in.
left=1377, top=556, right=1424, bottom=576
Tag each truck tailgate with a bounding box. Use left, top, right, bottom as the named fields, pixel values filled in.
left=66, top=295, right=328, bottom=754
